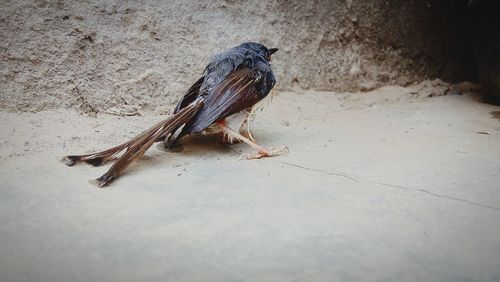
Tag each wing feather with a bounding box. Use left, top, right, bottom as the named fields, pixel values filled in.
left=188, top=68, right=262, bottom=133
left=173, top=76, right=204, bottom=113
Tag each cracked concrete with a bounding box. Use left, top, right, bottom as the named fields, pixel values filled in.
left=280, top=161, right=499, bottom=212
left=1, top=88, right=500, bottom=281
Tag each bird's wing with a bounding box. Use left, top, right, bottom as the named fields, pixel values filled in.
left=188, top=67, right=271, bottom=133
left=203, top=50, right=243, bottom=84
left=174, top=49, right=246, bottom=114
left=173, top=76, right=204, bottom=114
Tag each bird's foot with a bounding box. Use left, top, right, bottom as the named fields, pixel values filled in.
left=241, top=146, right=289, bottom=160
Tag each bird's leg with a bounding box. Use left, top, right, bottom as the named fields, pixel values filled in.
left=217, top=108, right=253, bottom=145
left=239, top=107, right=256, bottom=142
left=217, top=121, right=288, bottom=159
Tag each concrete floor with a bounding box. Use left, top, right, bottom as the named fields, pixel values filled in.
left=1, top=90, right=500, bottom=281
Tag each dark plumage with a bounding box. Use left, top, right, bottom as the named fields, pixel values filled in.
left=169, top=42, right=277, bottom=145
left=64, top=42, right=285, bottom=187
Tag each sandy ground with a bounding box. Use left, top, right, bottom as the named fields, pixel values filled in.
left=1, top=88, right=500, bottom=281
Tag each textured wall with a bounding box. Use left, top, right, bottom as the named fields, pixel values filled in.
left=0, top=0, right=470, bottom=113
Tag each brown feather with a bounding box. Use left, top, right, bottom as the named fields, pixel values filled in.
left=174, top=76, right=204, bottom=113
left=188, top=68, right=261, bottom=133
left=94, top=98, right=204, bottom=187
left=63, top=119, right=169, bottom=167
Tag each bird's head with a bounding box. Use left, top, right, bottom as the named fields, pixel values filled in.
left=238, top=42, right=278, bottom=61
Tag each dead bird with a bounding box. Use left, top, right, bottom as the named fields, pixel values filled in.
left=64, top=42, right=288, bottom=187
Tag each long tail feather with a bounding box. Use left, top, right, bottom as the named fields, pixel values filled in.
left=63, top=121, right=165, bottom=167
left=64, top=98, right=204, bottom=187
left=95, top=98, right=203, bottom=187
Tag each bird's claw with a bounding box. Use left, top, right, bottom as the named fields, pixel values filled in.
left=240, top=146, right=289, bottom=160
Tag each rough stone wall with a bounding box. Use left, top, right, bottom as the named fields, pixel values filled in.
left=0, top=0, right=469, bottom=113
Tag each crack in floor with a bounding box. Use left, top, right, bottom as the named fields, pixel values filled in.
left=373, top=181, right=500, bottom=211
left=279, top=161, right=360, bottom=183
left=278, top=161, right=500, bottom=212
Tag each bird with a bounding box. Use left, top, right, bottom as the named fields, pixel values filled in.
left=63, top=42, right=288, bottom=187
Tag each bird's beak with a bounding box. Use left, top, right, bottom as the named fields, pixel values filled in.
left=267, top=48, right=279, bottom=61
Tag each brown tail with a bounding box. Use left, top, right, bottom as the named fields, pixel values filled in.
left=64, top=98, right=204, bottom=187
